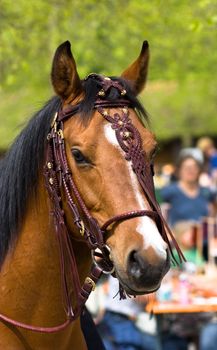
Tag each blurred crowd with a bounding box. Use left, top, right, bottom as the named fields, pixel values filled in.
left=86, top=136, right=217, bottom=350
left=155, top=136, right=217, bottom=222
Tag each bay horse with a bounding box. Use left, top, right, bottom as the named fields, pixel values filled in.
left=0, top=40, right=184, bottom=349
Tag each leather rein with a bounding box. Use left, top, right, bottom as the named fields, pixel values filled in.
left=0, top=74, right=185, bottom=333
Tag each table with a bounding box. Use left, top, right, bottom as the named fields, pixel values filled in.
left=146, top=300, right=217, bottom=350
left=146, top=300, right=217, bottom=314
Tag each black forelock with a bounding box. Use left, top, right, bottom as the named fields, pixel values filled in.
left=79, top=76, right=149, bottom=124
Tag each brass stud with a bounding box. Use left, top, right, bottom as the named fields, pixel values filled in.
left=122, top=108, right=128, bottom=114
left=57, top=129, right=64, bottom=139
left=79, top=221, right=85, bottom=236
left=123, top=131, right=131, bottom=138
left=118, top=120, right=124, bottom=126
left=47, top=162, right=52, bottom=169
left=51, top=112, right=58, bottom=128
left=121, top=89, right=127, bottom=96
left=98, top=89, right=105, bottom=97
left=103, top=110, right=108, bottom=116
left=85, top=277, right=96, bottom=291
left=49, top=178, right=54, bottom=185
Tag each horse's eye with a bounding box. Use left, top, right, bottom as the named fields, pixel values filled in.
left=71, top=149, right=88, bottom=165
left=150, top=145, right=159, bottom=160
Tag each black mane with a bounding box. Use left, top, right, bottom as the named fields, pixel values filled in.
left=0, top=76, right=148, bottom=267
left=0, top=96, right=62, bottom=266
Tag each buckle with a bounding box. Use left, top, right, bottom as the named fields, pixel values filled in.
left=91, top=248, right=115, bottom=275
left=51, top=112, right=58, bottom=132
left=79, top=220, right=85, bottom=236
left=85, top=277, right=96, bottom=291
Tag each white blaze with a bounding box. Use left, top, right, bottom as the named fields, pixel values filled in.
left=104, top=124, right=167, bottom=259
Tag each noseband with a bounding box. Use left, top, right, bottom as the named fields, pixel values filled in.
left=0, top=74, right=184, bottom=333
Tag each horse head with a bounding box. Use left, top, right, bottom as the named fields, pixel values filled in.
left=0, top=41, right=185, bottom=347
left=48, top=41, right=182, bottom=297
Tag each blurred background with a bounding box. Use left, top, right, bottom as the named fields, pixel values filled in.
left=0, top=0, right=217, bottom=162
left=1, top=3, right=217, bottom=349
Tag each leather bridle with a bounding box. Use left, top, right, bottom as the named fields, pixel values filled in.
left=0, top=74, right=185, bottom=333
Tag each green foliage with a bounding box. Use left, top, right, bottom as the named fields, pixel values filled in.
left=0, top=0, right=216, bottom=148
left=144, top=77, right=217, bottom=140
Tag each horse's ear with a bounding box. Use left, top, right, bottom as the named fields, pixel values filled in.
left=51, top=41, right=83, bottom=100
left=121, top=41, right=149, bottom=95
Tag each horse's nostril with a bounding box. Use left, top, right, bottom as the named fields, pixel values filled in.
left=127, top=248, right=170, bottom=289
left=128, top=250, right=144, bottom=279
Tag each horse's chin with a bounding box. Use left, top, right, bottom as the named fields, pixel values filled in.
left=114, top=271, right=161, bottom=296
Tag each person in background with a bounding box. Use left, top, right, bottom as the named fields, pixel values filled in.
left=172, top=220, right=204, bottom=269
left=160, top=155, right=215, bottom=226
left=197, top=137, right=217, bottom=192
left=158, top=221, right=213, bottom=350
left=179, top=147, right=204, bottom=165
left=199, top=322, right=217, bottom=350
left=95, top=275, right=157, bottom=350
left=154, top=163, right=175, bottom=200
left=197, top=137, right=217, bottom=173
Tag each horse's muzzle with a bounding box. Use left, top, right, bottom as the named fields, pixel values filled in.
left=122, top=248, right=170, bottom=294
